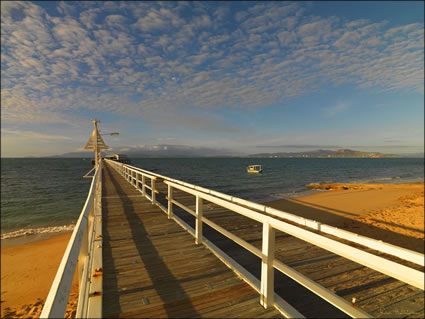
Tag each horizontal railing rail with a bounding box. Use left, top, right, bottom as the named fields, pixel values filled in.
left=105, top=159, right=424, bottom=318
left=118, top=163, right=424, bottom=267
left=41, top=161, right=103, bottom=319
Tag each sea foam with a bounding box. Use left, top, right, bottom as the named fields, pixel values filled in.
left=1, top=224, right=75, bottom=240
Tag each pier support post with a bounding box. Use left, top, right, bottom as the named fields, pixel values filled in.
left=195, top=195, right=203, bottom=244
left=260, top=222, right=275, bottom=308
left=136, top=173, right=140, bottom=191
left=168, top=185, right=173, bottom=219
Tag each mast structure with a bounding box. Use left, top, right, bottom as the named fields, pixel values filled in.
left=84, top=119, right=109, bottom=167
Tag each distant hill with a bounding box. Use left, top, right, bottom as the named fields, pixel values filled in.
left=50, top=151, right=94, bottom=158
left=49, top=147, right=414, bottom=159
left=50, top=144, right=240, bottom=158
left=248, top=149, right=400, bottom=158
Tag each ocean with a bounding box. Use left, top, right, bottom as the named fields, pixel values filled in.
left=1, top=157, right=423, bottom=240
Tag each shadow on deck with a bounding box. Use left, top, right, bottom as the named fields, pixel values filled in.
left=101, top=164, right=282, bottom=318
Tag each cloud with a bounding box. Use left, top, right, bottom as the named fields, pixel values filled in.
left=1, top=1, right=423, bottom=130
left=132, top=7, right=183, bottom=32
left=348, top=144, right=419, bottom=149
left=107, top=144, right=240, bottom=157
left=324, top=102, right=351, bottom=116
left=105, top=14, right=127, bottom=27
left=1, top=129, right=72, bottom=140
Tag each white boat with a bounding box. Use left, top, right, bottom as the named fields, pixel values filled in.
left=247, top=165, right=262, bottom=174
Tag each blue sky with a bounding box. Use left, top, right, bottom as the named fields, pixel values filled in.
left=1, top=1, right=423, bottom=157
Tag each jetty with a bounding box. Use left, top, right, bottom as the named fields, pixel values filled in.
left=41, top=121, right=424, bottom=318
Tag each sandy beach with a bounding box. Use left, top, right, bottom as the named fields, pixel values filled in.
left=1, top=182, right=424, bottom=318
left=266, top=182, right=424, bottom=253
left=1, top=233, right=78, bottom=319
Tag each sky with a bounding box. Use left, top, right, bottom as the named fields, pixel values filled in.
left=1, top=1, right=424, bottom=157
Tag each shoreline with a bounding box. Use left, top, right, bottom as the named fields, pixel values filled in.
left=1, top=181, right=423, bottom=318
left=1, top=177, right=423, bottom=242
left=1, top=229, right=75, bottom=247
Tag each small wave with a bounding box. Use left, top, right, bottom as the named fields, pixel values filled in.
left=371, top=177, right=402, bottom=182
left=273, top=188, right=320, bottom=200
left=356, top=176, right=422, bottom=184
left=307, top=180, right=334, bottom=186
left=1, top=224, right=75, bottom=240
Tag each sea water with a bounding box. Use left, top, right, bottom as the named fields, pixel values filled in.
left=1, top=157, right=423, bottom=239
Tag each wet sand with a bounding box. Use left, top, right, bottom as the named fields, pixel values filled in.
left=1, top=182, right=423, bottom=318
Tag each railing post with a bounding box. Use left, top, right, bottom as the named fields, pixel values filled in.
left=168, top=184, right=173, bottom=219
left=151, top=178, right=156, bottom=204
left=195, top=195, right=203, bottom=244
left=260, top=222, right=275, bottom=308
left=136, top=172, right=140, bottom=191
left=142, top=175, right=146, bottom=196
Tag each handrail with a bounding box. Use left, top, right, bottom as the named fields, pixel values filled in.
left=105, top=159, right=424, bottom=318
left=165, top=180, right=424, bottom=289
left=114, top=162, right=424, bottom=266
left=41, top=161, right=103, bottom=318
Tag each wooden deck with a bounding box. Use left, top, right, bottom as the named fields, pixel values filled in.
left=102, top=162, right=424, bottom=318
left=159, top=190, right=424, bottom=318
left=101, top=164, right=282, bottom=318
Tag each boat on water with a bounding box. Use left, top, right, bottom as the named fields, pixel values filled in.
left=247, top=165, right=262, bottom=174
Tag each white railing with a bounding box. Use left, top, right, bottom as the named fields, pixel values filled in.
left=41, top=162, right=103, bottom=318
left=117, top=163, right=425, bottom=266
left=105, top=160, right=424, bottom=318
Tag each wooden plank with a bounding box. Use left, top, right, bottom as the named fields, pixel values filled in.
left=194, top=195, right=424, bottom=317
left=117, top=283, right=260, bottom=318
left=199, top=294, right=263, bottom=318
left=103, top=162, right=424, bottom=318
left=102, top=269, right=239, bottom=300
left=407, top=308, right=424, bottom=318
left=363, top=286, right=423, bottom=315
left=112, top=279, right=254, bottom=316
left=101, top=163, right=283, bottom=318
